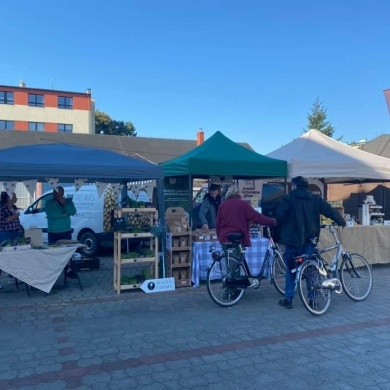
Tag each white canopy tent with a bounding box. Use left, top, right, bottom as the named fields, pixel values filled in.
left=267, top=129, right=390, bottom=183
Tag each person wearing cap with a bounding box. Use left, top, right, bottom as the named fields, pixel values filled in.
left=275, top=176, right=346, bottom=309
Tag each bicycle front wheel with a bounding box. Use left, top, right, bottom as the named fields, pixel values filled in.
left=298, top=260, right=331, bottom=316
left=340, top=253, right=372, bottom=301
left=206, top=255, right=246, bottom=307
left=271, top=250, right=286, bottom=296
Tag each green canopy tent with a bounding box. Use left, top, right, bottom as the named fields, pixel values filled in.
left=160, top=131, right=287, bottom=178
left=159, top=131, right=287, bottom=216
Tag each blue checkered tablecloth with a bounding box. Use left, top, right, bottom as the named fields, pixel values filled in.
left=0, top=246, right=78, bottom=293
left=191, top=238, right=270, bottom=288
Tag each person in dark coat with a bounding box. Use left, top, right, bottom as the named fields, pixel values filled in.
left=198, top=184, right=221, bottom=230
left=275, top=176, right=346, bottom=309
left=217, top=184, right=276, bottom=247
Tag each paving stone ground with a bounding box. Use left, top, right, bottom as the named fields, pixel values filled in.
left=1, top=255, right=389, bottom=389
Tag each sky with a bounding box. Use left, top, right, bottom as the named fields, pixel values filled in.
left=2, top=0, right=390, bottom=155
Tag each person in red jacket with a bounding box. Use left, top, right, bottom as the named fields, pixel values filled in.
left=216, top=184, right=276, bottom=247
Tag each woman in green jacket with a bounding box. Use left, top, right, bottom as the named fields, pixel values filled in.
left=44, top=186, right=77, bottom=244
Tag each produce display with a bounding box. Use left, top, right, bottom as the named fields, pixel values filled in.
left=121, top=249, right=155, bottom=259
left=103, top=186, right=117, bottom=232
left=0, top=237, right=31, bottom=247
left=120, top=268, right=151, bottom=285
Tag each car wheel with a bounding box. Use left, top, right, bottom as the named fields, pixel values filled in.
left=79, top=231, right=99, bottom=257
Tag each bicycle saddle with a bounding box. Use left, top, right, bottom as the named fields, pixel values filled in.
left=226, top=232, right=244, bottom=244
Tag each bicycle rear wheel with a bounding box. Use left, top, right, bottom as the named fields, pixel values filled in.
left=298, top=260, right=331, bottom=316
left=271, top=250, right=286, bottom=295
left=206, top=254, right=246, bottom=307
left=340, top=253, right=372, bottom=301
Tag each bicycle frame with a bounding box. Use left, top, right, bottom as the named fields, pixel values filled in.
left=318, top=224, right=344, bottom=277
left=209, top=226, right=282, bottom=285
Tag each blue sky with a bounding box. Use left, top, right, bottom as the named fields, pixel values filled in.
left=2, top=0, right=390, bottom=154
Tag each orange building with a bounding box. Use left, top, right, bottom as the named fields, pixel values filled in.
left=0, top=82, right=95, bottom=134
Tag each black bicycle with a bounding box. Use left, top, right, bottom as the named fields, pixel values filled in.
left=206, top=226, right=286, bottom=307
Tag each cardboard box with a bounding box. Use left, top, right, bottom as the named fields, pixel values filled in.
left=71, top=257, right=100, bottom=271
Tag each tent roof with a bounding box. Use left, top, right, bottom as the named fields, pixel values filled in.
left=0, top=143, right=163, bottom=183
left=160, top=131, right=287, bottom=178
left=267, top=129, right=390, bottom=183
left=359, top=134, right=390, bottom=158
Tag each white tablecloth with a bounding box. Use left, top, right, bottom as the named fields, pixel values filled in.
left=0, top=246, right=78, bottom=293
left=191, top=237, right=270, bottom=288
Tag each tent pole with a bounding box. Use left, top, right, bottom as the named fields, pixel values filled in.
left=189, top=175, right=193, bottom=229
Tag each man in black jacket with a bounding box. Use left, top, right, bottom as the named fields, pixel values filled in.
left=275, top=176, right=346, bottom=309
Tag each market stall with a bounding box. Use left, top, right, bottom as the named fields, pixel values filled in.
left=191, top=237, right=270, bottom=287
left=319, top=225, right=390, bottom=265
left=0, top=143, right=165, bottom=292
left=159, top=131, right=287, bottom=285
left=267, top=129, right=390, bottom=264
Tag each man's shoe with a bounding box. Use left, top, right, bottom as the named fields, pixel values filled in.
left=279, top=299, right=293, bottom=309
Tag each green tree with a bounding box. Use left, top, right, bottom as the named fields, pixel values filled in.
left=95, top=110, right=137, bottom=136
left=305, top=97, right=334, bottom=137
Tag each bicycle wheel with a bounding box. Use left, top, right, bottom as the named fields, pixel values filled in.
left=340, top=253, right=372, bottom=301
left=206, top=254, right=246, bottom=307
left=298, top=260, right=331, bottom=316
left=271, top=250, right=286, bottom=296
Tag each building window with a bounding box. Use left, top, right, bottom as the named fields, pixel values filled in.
left=0, top=91, right=14, bottom=104
left=28, top=93, right=44, bottom=107
left=58, top=124, right=73, bottom=133
left=28, top=122, right=45, bottom=131
left=58, top=96, right=73, bottom=109
left=0, top=120, right=14, bottom=130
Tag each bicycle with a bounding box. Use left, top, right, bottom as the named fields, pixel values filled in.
left=293, top=223, right=373, bottom=316
left=206, top=226, right=286, bottom=307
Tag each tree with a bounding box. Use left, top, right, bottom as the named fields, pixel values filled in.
left=95, top=110, right=137, bottom=137
left=305, top=97, right=334, bottom=137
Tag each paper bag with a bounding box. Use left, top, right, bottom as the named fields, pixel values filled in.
left=24, top=228, right=43, bottom=247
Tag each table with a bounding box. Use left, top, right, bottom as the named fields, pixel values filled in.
left=191, top=237, right=270, bottom=287
left=0, top=246, right=79, bottom=293
left=319, top=225, right=390, bottom=265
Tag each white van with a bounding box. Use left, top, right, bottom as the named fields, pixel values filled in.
left=19, top=185, right=113, bottom=256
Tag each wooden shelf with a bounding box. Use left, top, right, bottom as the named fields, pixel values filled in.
left=172, top=262, right=191, bottom=268
left=120, top=284, right=141, bottom=290
left=114, top=208, right=159, bottom=294
left=171, top=246, right=191, bottom=251
left=118, top=257, right=156, bottom=265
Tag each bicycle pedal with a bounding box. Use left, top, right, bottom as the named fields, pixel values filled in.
left=321, top=278, right=342, bottom=293
left=248, top=278, right=259, bottom=289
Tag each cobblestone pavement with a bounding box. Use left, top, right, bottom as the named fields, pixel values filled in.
left=1, top=256, right=390, bottom=389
